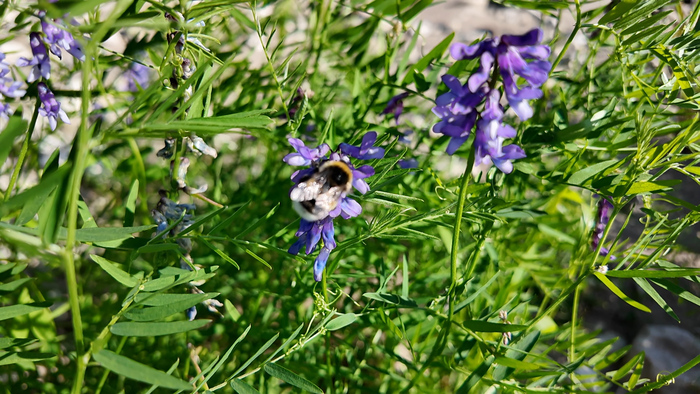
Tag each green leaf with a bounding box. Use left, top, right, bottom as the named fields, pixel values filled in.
left=0, top=351, right=55, bottom=366
left=605, top=268, right=700, bottom=278
left=198, top=237, right=239, bottom=269
left=263, top=363, right=323, bottom=394
left=599, top=0, right=636, bottom=24
left=402, top=32, right=454, bottom=85
left=124, top=179, right=139, bottom=227
left=76, top=225, right=154, bottom=242
left=594, top=272, right=651, bottom=313
left=462, top=320, right=527, bottom=333
left=110, top=320, right=210, bottom=336
left=138, top=110, right=274, bottom=137
left=619, top=180, right=680, bottom=195
left=567, top=159, right=618, bottom=185
left=124, top=293, right=218, bottom=321
left=229, top=333, right=280, bottom=379
left=0, top=278, right=33, bottom=293
left=134, top=292, right=211, bottom=306
left=0, top=115, right=27, bottom=165
left=325, top=313, right=359, bottom=331
left=628, top=353, right=700, bottom=393
left=613, top=351, right=644, bottom=382
left=90, top=255, right=139, bottom=287
left=363, top=292, right=418, bottom=307
left=197, top=325, right=251, bottom=391
left=230, top=379, right=260, bottom=394
left=493, top=331, right=540, bottom=381
left=92, top=349, right=191, bottom=390
left=633, top=278, right=679, bottom=322
left=0, top=338, right=37, bottom=350
left=0, top=302, right=52, bottom=321
left=650, top=278, right=700, bottom=308
left=457, top=355, right=494, bottom=393
left=0, top=164, right=71, bottom=218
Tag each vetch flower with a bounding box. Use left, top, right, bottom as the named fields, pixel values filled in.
left=0, top=53, right=26, bottom=116
left=398, top=158, right=418, bottom=169
left=592, top=196, right=616, bottom=260
left=0, top=102, right=12, bottom=119
left=450, top=28, right=551, bottom=121
left=125, top=61, right=151, bottom=92
left=37, top=82, right=69, bottom=131
left=17, top=33, right=51, bottom=82
left=284, top=137, right=330, bottom=167
left=380, top=92, right=410, bottom=125
left=431, top=29, right=550, bottom=172
left=338, top=131, right=385, bottom=160
left=285, top=133, right=385, bottom=281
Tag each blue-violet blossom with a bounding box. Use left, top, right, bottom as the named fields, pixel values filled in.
left=37, top=82, right=69, bottom=131
left=285, top=132, right=385, bottom=281
left=592, top=196, right=616, bottom=260
left=432, top=28, right=551, bottom=173
left=40, top=15, right=85, bottom=61
left=381, top=92, right=410, bottom=125
left=0, top=53, right=26, bottom=118
left=17, top=32, right=51, bottom=83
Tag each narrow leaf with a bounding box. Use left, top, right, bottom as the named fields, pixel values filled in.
left=594, top=272, right=651, bottom=313
left=124, top=293, right=218, bottom=321
left=326, top=313, right=359, bottom=331
left=110, top=320, right=210, bottom=336
left=92, top=349, right=191, bottom=390
left=0, top=302, right=52, bottom=321
left=90, top=255, right=139, bottom=287
left=263, top=363, right=323, bottom=394
left=230, top=379, right=260, bottom=394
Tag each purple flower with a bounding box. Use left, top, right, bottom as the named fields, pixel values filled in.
left=0, top=53, right=26, bottom=100
left=41, top=16, right=85, bottom=61
left=450, top=28, right=551, bottom=121
left=0, top=102, right=12, bottom=119
left=431, top=75, right=484, bottom=154
left=338, top=131, right=385, bottom=160
left=289, top=217, right=338, bottom=281
left=592, top=197, right=613, bottom=251
left=17, top=33, right=51, bottom=82
left=398, top=158, right=418, bottom=169
left=283, top=137, right=330, bottom=167
left=380, top=92, right=410, bottom=125
left=472, top=89, right=525, bottom=174
left=185, top=306, right=197, bottom=321
left=125, top=61, right=151, bottom=92
left=37, top=82, right=69, bottom=130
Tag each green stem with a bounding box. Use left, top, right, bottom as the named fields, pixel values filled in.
left=4, top=99, right=41, bottom=201
left=551, top=0, right=581, bottom=71
left=64, top=2, right=133, bottom=392
left=322, top=269, right=333, bottom=394
left=570, top=284, right=581, bottom=363
left=449, top=148, right=476, bottom=300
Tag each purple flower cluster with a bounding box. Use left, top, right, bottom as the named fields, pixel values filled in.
left=381, top=92, right=410, bottom=125
left=284, top=132, right=385, bottom=281
left=37, top=82, right=69, bottom=131
left=125, top=61, right=151, bottom=92
left=592, top=196, right=616, bottom=260
left=40, top=15, right=85, bottom=61
left=432, top=28, right=551, bottom=173
left=0, top=53, right=26, bottom=119
left=15, top=13, right=84, bottom=130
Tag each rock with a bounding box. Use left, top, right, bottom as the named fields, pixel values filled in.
left=628, top=325, right=700, bottom=394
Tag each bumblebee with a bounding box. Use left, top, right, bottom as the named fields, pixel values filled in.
left=290, top=160, right=353, bottom=221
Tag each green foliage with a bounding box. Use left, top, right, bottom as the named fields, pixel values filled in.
left=1, top=0, right=700, bottom=393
